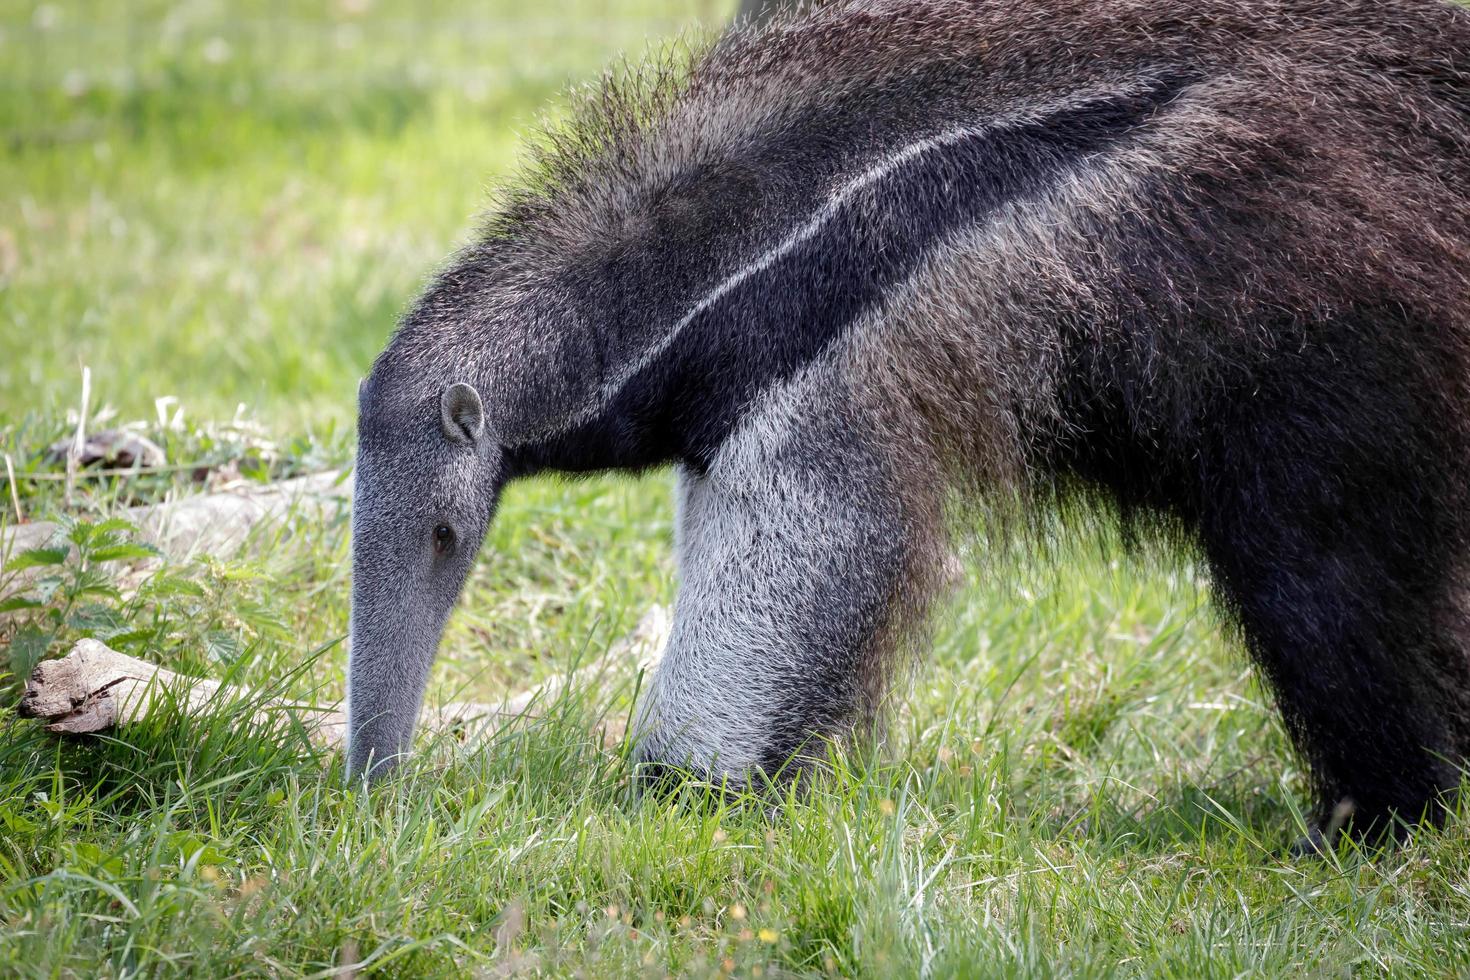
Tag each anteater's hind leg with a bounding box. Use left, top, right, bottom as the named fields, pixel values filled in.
left=1194, top=339, right=1470, bottom=840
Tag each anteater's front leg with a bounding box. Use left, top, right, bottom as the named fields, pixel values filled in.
left=633, top=403, right=919, bottom=787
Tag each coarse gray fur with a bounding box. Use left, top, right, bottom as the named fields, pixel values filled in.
left=348, top=0, right=1470, bottom=838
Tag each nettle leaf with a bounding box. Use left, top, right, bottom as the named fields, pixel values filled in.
left=6, top=625, right=50, bottom=677
left=67, top=603, right=128, bottom=637
left=140, top=574, right=205, bottom=599
left=234, top=597, right=290, bottom=642
left=103, top=627, right=158, bottom=650
left=88, top=542, right=161, bottom=564
left=216, top=562, right=268, bottom=585
left=89, top=517, right=139, bottom=537
left=64, top=521, right=93, bottom=549
left=204, top=630, right=242, bottom=665
left=5, top=547, right=68, bottom=571
left=30, top=575, right=64, bottom=604
left=70, top=517, right=138, bottom=549
left=69, top=568, right=122, bottom=601
left=0, top=595, right=44, bottom=614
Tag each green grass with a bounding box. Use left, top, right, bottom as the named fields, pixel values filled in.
left=3, top=2, right=1470, bottom=976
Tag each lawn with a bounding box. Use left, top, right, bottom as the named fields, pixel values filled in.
left=2, top=2, right=1469, bottom=976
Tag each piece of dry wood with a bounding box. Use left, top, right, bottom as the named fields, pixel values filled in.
left=1, top=469, right=353, bottom=585
left=17, top=606, right=670, bottom=752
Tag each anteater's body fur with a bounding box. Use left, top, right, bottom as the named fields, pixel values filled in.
left=351, top=0, right=1470, bottom=836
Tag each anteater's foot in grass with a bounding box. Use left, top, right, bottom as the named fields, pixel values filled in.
left=631, top=760, right=688, bottom=800
left=1286, top=796, right=1434, bottom=858
left=633, top=760, right=730, bottom=804
left=631, top=763, right=795, bottom=827
left=1287, top=797, right=1360, bottom=859
left=1288, top=820, right=1414, bottom=858
left=1288, top=826, right=1333, bottom=859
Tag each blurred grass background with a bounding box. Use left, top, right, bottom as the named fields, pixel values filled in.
left=0, top=0, right=725, bottom=429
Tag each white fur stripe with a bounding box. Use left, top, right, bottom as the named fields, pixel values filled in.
left=594, top=123, right=990, bottom=402
left=544, top=76, right=1181, bottom=437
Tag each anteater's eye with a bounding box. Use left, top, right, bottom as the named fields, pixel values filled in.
left=432, top=524, right=455, bottom=555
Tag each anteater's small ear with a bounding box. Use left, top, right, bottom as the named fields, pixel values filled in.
left=440, top=382, right=484, bottom=445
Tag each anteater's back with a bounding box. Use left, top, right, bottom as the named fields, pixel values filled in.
left=472, top=0, right=1470, bottom=475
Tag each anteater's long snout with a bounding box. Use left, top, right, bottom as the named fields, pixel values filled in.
left=345, top=569, right=442, bottom=781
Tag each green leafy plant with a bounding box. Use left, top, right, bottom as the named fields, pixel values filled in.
left=0, top=518, right=158, bottom=680
left=0, top=518, right=291, bottom=685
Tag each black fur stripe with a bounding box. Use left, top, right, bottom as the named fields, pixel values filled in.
left=519, top=74, right=1193, bottom=476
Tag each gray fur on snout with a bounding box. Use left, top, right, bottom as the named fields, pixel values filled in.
left=346, top=378, right=500, bottom=780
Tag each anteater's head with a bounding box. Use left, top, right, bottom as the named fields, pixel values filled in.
left=347, top=349, right=506, bottom=780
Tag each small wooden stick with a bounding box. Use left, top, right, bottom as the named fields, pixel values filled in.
left=65, top=365, right=91, bottom=509
left=18, top=606, right=670, bottom=751
left=3, top=452, right=21, bottom=525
